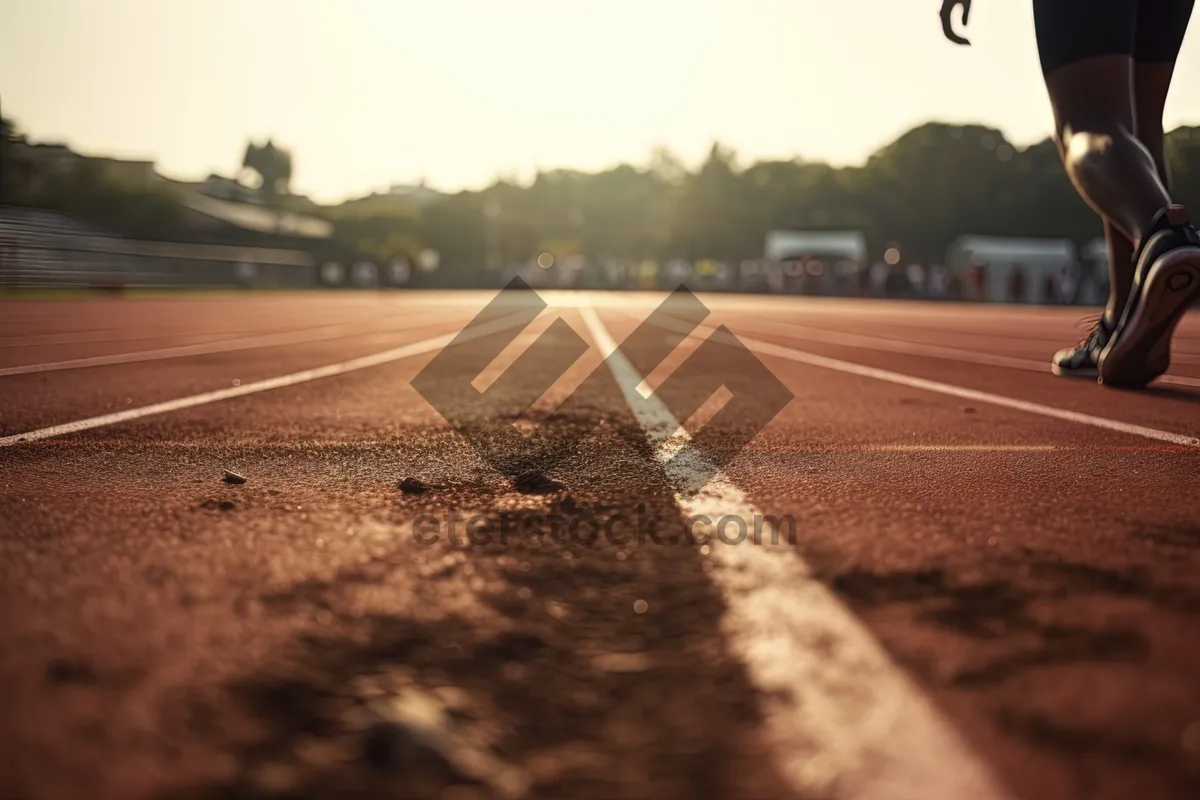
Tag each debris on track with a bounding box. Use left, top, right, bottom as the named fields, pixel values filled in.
left=397, top=477, right=429, bottom=495
left=222, top=470, right=247, bottom=485
left=513, top=470, right=564, bottom=495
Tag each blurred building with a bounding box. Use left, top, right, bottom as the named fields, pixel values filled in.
left=0, top=205, right=324, bottom=289
left=947, top=236, right=1078, bottom=304
left=0, top=164, right=335, bottom=289
left=181, top=192, right=332, bottom=240
left=190, top=173, right=259, bottom=203
left=387, top=180, right=443, bottom=206
left=764, top=230, right=867, bottom=296
left=1079, top=238, right=1112, bottom=305
left=10, top=140, right=159, bottom=192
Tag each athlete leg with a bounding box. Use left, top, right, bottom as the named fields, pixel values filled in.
left=1131, top=0, right=1194, bottom=181
left=1102, top=64, right=1174, bottom=323
left=1037, top=0, right=1192, bottom=380
left=1094, top=0, right=1200, bottom=386
left=1034, top=0, right=1172, bottom=246
left=1101, top=0, right=1195, bottom=324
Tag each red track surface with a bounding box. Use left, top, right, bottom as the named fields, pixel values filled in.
left=1, top=291, right=1198, bottom=800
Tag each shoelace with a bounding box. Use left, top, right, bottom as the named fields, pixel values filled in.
left=1070, top=313, right=1108, bottom=349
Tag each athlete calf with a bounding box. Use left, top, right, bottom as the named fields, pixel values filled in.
left=941, top=0, right=1200, bottom=387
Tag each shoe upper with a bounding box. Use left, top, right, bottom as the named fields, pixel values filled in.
left=1131, top=206, right=1200, bottom=288
left=1052, top=318, right=1112, bottom=371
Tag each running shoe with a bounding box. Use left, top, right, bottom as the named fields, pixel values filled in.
left=1051, top=315, right=1114, bottom=379
left=1098, top=205, right=1200, bottom=387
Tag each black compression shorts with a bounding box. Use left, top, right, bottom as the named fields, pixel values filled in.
left=1033, top=0, right=1196, bottom=75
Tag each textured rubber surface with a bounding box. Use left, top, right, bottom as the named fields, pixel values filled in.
left=2, top=292, right=1199, bottom=800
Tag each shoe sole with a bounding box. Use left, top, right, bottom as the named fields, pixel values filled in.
left=1050, top=363, right=1097, bottom=379
left=1098, top=247, right=1200, bottom=387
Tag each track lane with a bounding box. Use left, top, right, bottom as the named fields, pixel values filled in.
left=0, top=307, right=794, bottom=800
left=702, top=311, right=1200, bottom=380
left=2, top=292, right=1198, bottom=800
left=594, top=306, right=1200, bottom=800
left=0, top=315, right=482, bottom=435
left=674, top=309, right=1200, bottom=439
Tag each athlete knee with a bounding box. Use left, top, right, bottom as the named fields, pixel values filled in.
left=1058, top=125, right=1121, bottom=166
left=1055, top=119, right=1137, bottom=168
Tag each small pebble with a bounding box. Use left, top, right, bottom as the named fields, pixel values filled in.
left=222, top=470, right=246, bottom=485
left=398, top=477, right=427, bottom=495
left=633, top=599, right=648, bottom=614
left=513, top=470, right=564, bottom=495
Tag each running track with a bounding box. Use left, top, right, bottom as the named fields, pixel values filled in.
left=1, top=291, right=1198, bottom=800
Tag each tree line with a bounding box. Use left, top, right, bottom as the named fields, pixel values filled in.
left=4, top=108, right=1200, bottom=287
left=327, top=123, right=1200, bottom=287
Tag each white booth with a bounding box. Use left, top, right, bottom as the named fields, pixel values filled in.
left=947, top=236, right=1079, bottom=304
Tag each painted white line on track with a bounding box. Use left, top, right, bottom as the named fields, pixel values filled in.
left=703, top=315, right=1200, bottom=390
left=863, top=444, right=1060, bottom=452
left=580, top=306, right=1012, bottom=800
left=640, top=313, right=1200, bottom=448
left=0, top=313, right=463, bottom=377
left=0, top=313, right=526, bottom=447
left=742, top=311, right=1200, bottom=363
left=0, top=323, right=350, bottom=349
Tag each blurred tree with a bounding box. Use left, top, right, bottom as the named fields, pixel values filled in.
left=241, top=139, right=293, bottom=198
left=999, top=138, right=1097, bottom=243
left=420, top=191, right=490, bottom=286
left=671, top=142, right=745, bottom=260
left=0, top=111, right=31, bottom=204
left=648, top=145, right=688, bottom=185
left=859, top=123, right=1020, bottom=260
left=577, top=164, right=672, bottom=260
left=327, top=202, right=425, bottom=271
left=6, top=116, right=1199, bottom=286
left=1166, top=127, right=1200, bottom=211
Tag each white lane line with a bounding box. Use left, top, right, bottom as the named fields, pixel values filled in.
left=641, top=313, right=1200, bottom=448
left=744, top=312, right=1200, bottom=363
left=0, top=328, right=124, bottom=348
left=0, top=324, right=339, bottom=349
left=0, top=313, right=524, bottom=447
left=580, top=307, right=1011, bottom=800
left=0, top=314, right=462, bottom=377
left=863, top=444, right=1059, bottom=452
left=703, top=315, right=1200, bottom=389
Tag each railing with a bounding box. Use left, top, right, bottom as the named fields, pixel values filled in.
left=0, top=208, right=318, bottom=289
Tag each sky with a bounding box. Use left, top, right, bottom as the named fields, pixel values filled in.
left=2, top=0, right=1199, bottom=203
